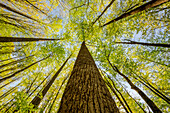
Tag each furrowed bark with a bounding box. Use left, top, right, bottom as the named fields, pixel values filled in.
left=58, top=42, right=119, bottom=113
left=0, top=55, right=51, bottom=83
left=0, top=37, right=61, bottom=42
left=115, top=40, right=170, bottom=48
left=48, top=75, right=69, bottom=113
left=31, top=54, right=71, bottom=108
left=107, top=59, right=162, bottom=113
left=0, top=3, right=37, bottom=22
left=100, top=69, right=128, bottom=113
left=102, top=0, right=168, bottom=27
left=92, top=0, right=116, bottom=26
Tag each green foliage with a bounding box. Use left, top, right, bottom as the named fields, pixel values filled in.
left=0, top=0, right=169, bottom=112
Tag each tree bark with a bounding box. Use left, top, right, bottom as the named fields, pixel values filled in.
left=102, top=0, right=168, bottom=27
left=0, top=37, right=61, bottom=42
left=58, top=42, right=119, bottom=113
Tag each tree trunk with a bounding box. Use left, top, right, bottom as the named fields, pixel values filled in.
left=107, top=59, right=162, bottom=113
left=0, top=54, right=34, bottom=69
left=58, top=41, right=119, bottom=113
left=92, top=0, right=116, bottom=26
left=0, top=37, right=61, bottom=42
left=102, top=0, right=168, bottom=27
left=115, top=40, right=170, bottom=48
left=26, top=69, right=54, bottom=99
left=0, top=55, right=51, bottom=83
left=0, top=3, right=37, bottom=22
left=108, top=76, right=132, bottom=113
left=30, top=54, right=71, bottom=108
left=48, top=75, right=69, bottom=113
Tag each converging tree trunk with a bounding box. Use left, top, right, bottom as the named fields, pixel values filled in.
left=0, top=3, right=37, bottom=22
left=0, top=37, right=61, bottom=42
left=30, top=54, right=71, bottom=108
left=0, top=55, right=51, bottom=83
left=102, top=0, right=168, bottom=27
left=107, top=59, right=162, bottom=113
left=115, top=40, right=170, bottom=48
left=58, top=42, right=119, bottom=113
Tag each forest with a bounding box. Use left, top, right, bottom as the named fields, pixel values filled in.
left=0, top=0, right=169, bottom=113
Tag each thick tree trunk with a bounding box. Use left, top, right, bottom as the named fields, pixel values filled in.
left=58, top=42, right=119, bottom=113
left=0, top=37, right=61, bottom=42
left=102, top=0, right=168, bottom=27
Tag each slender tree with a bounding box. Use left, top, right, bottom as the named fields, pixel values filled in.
left=30, top=54, right=71, bottom=108
left=115, top=40, right=170, bottom=48
left=0, top=55, right=51, bottom=83
left=107, top=58, right=162, bottom=113
left=0, top=3, right=37, bottom=21
left=0, top=37, right=62, bottom=42
left=48, top=75, right=69, bottom=113
left=102, top=0, right=168, bottom=27
left=0, top=54, right=34, bottom=69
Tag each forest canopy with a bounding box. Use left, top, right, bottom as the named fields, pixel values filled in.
left=0, top=0, right=169, bottom=113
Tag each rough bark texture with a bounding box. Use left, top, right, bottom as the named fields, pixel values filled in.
left=58, top=42, right=119, bottom=113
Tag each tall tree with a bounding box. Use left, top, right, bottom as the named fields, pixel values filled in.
left=58, top=42, right=119, bottom=113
